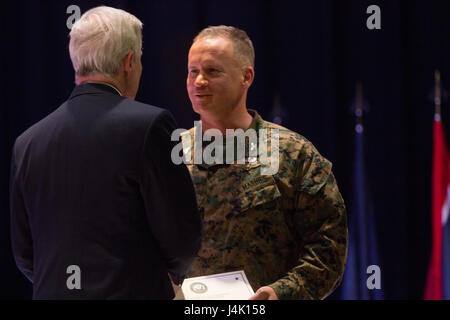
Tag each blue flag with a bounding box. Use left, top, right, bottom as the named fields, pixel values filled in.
left=339, top=121, right=384, bottom=300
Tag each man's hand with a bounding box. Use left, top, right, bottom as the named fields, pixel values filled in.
left=169, top=273, right=185, bottom=300
left=249, top=286, right=279, bottom=300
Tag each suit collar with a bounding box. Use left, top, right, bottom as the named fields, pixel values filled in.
left=68, top=82, right=122, bottom=101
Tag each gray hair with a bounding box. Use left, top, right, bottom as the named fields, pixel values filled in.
left=69, top=6, right=143, bottom=77
left=193, top=25, right=255, bottom=67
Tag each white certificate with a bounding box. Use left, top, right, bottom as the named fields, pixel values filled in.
left=181, top=270, right=254, bottom=300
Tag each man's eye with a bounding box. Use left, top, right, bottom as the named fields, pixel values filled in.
left=189, top=70, right=199, bottom=76
left=207, top=68, right=220, bottom=75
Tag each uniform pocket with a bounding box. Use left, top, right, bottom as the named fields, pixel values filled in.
left=233, top=163, right=281, bottom=212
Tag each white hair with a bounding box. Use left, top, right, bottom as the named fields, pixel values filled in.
left=69, top=6, right=143, bottom=77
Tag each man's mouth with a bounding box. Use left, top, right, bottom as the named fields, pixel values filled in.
left=195, top=94, right=212, bottom=97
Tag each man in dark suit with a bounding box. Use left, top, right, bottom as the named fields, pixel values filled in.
left=9, top=6, right=202, bottom=299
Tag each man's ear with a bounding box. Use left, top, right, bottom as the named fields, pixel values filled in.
left=122, top=51, right=135, bottom=75
left=242, top=66, right=255, bottom=88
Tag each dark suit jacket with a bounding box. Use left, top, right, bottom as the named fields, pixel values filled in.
left=9, top=83, right=202, bottom=299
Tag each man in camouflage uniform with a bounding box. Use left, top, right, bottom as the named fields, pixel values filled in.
left=183, top=25, right=348, bottom=300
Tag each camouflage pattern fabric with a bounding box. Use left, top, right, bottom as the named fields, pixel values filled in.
left=181, top=109, right=348, bottom=300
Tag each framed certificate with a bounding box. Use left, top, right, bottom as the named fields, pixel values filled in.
left=181, top=270, right=255, bottom=300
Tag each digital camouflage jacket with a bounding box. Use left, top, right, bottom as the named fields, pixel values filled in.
left=181, top=109, right=348, bottom=299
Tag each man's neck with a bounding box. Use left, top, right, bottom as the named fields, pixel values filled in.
left=200, top=108, right=253, bottom=135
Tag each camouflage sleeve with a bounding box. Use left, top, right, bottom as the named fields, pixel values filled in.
left=268, top=141, right=348, bottom=299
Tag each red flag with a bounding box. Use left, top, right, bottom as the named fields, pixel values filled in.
left=424, top=114, right=450, bottom=300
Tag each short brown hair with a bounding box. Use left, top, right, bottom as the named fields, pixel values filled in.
left=193, top=25, right=255, bottom=67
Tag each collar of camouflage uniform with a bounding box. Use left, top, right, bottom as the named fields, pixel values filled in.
left=181, top=109, right=271, bottom=168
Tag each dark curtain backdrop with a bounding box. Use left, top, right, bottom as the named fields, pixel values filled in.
left=1, top=0, right=449, bottom=299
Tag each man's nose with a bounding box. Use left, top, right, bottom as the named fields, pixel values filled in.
left=194, top=74, right=208, bottom=87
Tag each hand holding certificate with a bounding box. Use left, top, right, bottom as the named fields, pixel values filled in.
left=181, top=270, right=254, bottom=300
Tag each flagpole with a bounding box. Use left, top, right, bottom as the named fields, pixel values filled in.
left=355, top=82, right=364, bottom=133
left=434, top=70, right=441, bottom=119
